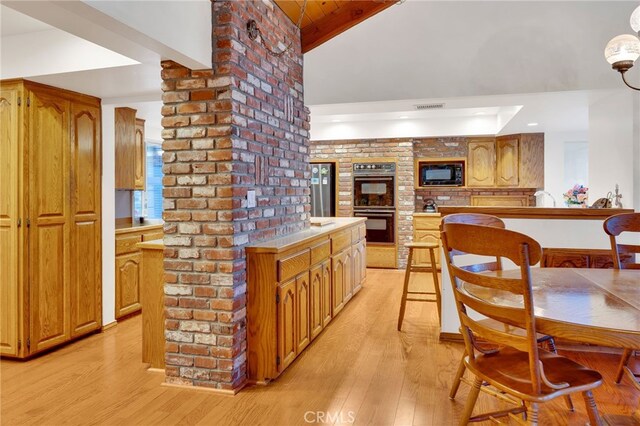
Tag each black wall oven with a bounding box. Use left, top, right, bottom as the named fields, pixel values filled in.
left=353, top=163, right=396, bottom=244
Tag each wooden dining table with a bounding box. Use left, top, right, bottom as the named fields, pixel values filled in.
left=463, top=267, right=640, bottom=349
left=463, top=267, right=640, bottom=424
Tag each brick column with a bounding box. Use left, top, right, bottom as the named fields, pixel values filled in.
left=161, top=0, right=309, bottom=392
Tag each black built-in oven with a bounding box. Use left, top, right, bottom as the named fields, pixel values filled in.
left=353, top=163, right=396, bottom=244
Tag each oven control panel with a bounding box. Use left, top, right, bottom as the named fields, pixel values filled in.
left=353, top=163, right=396, bottom=174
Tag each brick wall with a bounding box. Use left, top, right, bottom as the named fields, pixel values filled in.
left=161, top=0, right=308, bottom=392
left=310, top=139, right=414, bottom=268
left=310, top=137, right=536, bottom=268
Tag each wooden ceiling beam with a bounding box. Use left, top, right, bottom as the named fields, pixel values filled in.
left=299, top=1, right=397, bottom=53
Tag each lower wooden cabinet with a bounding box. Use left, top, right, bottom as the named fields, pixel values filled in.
left=115, top=252, right=143, bottom=318
left=247, top=219, right=367, bottom=383
left=115, top=225, right=163, bottom=320
left=413, top=214, right=442, bottom=268
left=542, top=248, right=632, bottom=269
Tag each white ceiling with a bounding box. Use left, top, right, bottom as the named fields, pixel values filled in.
left=2, top=1, right=637, bottom=140
left=0, top=6, right=51, bottom=36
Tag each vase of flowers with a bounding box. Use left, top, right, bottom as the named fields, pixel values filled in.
left=563, top=184, right=588, bottom=208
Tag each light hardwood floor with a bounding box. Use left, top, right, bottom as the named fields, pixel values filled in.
left=1, top=269, right=638, bottom=425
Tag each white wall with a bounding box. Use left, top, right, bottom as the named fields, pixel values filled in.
left=101, top=105, right=116, bottom=326
left=588, top=90, right=637, bottom=208
left=543, top=131, right=588, bottom=206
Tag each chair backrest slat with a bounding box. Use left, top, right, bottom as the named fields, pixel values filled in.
left=603, top=213, right=640, bottom=270
left=459, top=312, right=530, bottom=353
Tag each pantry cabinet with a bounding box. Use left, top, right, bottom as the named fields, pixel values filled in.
left=0, top=79, right=102, bottom=358
left=247, top=219, right=366, bottom=383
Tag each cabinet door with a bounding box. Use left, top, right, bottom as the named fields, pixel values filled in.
left=309, top=265, right=323, bottom=340
left=467, top=140, right=496, bottom=187
left=296, top=272, right=310, bottom=353
left=28, top=89, right=71, bottom=353
left=115, top=252, right=143, bottom=318
left=134, top=118, right=145, bottom=190
left=0, top=84, right=22, bottom=356
left=343, top=249, right=353, bottom=303
left=321, top=260, right=332, bottom=327
left=332, top=251, right=345, bottom=315
left=114, top=107, right=136, bottom=189
left=496, top=137, right=519, bottom=187
left=69, top=102, right=102, bottom=337
left=352, top=241, right=364, bottom=295
left=414, top=231, right=440, bottom=267
left=360, top=240, right=367, bottom=284
left=518, top=133, right=544, bottom=188
left=277, top=278, right=297, bottom=372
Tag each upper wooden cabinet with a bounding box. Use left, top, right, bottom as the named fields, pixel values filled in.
left=115, top=107, right=145, bottom=190
left=496, top=136, right=519, bottom=187
left=467, top=139, right=496, bottom=187
left=467, top=134, right=544, bottom=189
left=0, top=79, right=102, bottom=358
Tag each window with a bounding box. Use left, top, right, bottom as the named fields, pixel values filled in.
left=133, top=143, right=164, bottom=220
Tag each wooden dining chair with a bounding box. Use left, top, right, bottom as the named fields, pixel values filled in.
left=441, top=223, right=603, bottom=425
left=603, top=212, right=640, bottom=390
left=442, top=214, right=571, bottom=412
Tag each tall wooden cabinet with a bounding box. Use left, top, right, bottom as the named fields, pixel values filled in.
left=0, top=80, right=102, bottom=358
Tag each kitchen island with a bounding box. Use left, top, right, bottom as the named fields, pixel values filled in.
left=415, top=207, right=636, bottom=338
left=246, top=217, right=367, bottom=384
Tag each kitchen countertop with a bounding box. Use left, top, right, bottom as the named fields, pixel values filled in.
left=246, top=217, right=366, bottom=254
left=436, top=206, right=634, bottom=220
left=137, top=239, right=164, bottom=250
left=115, top=220, right=164, bottom=234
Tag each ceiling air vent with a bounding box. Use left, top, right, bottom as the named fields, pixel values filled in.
left=415, top=103, right=445, bottom=110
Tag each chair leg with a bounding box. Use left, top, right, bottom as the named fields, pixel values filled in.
left=429, top=247, right=442, bottom=324
left=449, top=354, right=467, bottom=400
left=582, top=390, right=603, bottom=426
left=459, top=376, right=482, bottom=426
left=615, top=349, right=632, bottom=384
left=397, top=248, right=413, bottom=331
left=525, top=402, right=539, bottom=426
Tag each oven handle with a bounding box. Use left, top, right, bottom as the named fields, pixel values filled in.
left=354, top=212, right=394, bottom=217
left=353, top=176, right=394, bottom=181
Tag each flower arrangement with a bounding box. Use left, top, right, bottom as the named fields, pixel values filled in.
left=563, top=184, right=589, bottom=207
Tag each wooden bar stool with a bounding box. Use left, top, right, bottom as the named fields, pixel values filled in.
left=397, top=241, right=441, bottom=331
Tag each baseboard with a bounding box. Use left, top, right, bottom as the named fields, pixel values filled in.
left=161, top=381, right=245, bottom=396
left=101, top=321, right=117, bottom=332
left=439, top=331, right=463, bottom=342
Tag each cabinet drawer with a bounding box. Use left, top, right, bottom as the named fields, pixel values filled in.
left=331, top=230, right=351, bottom=253
left=143, top=231, right=163, bottom=241
left=310, top=240, right=331, bottom=265
left=116, top=234, right=143, bottom=255
left=351, top=226, right=359, bottom=243
left=278, top=249, right=310, bottom=282
left=414, top=216, right=441, bottom=230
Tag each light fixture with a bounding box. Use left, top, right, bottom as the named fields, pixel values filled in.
left=399, top=115, right=409, bottom=119
left=527, top=122, right=539, bottom=127
left=604, top=5, right=640, bottom=91
left=331, top=119, right=341, bottom=123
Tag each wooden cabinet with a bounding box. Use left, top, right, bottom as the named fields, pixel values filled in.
left=413, top=214, right=442, bottom=268
left=277, top=278, right=297, bottom=372
left=247, top=219, right=367, bottom=383
left=471, top=195, right=529, bottom=207
left=542, top=248, right=633, bottom=269
left=114, top=225, right=163, bottom=320
left=138, top=240, right=165, bottom=369
left=496, top=136, right=519, bottom=186
left=115, top=108, right=145, bottom=190
left=115, top=252, right=143, bottom=318
left=0, top=79, right=102, bottom=358
left=467, top=139, right=496, bottom=187
left=467, top=134, right=544, bottom=189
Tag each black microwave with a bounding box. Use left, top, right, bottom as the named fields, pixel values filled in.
left=419, top=161, right=464, bottom=186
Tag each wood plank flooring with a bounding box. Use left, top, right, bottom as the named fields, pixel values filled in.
left=1, top=269, right=638, bottom=425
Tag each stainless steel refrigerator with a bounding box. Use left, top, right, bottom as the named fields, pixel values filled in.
left=310, top=163, right=335, bottom=217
